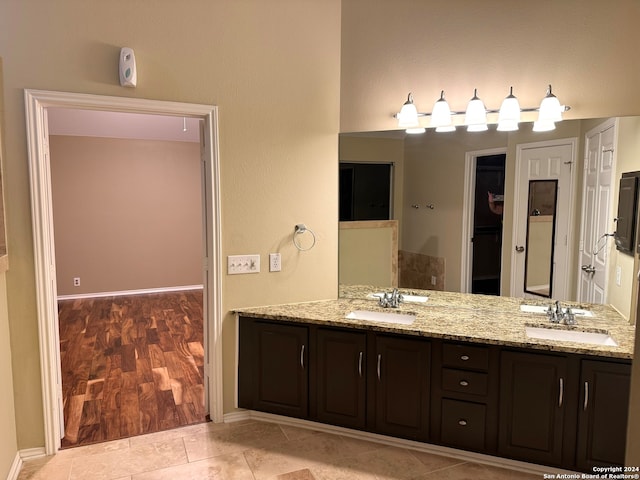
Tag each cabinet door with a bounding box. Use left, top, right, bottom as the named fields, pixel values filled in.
left=576, top=360, right=631, bottom=471
left=316, top=328, right=367, bottom=429
left=498, top=351, right=567, bottom=466
left=374, top=335, right=430, bottom=441
left=240, top=319, right=309, bottom=418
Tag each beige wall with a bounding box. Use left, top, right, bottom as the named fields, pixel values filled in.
left=340, top=0, right=640, bottom=133
left=0, top=0, right=340, bottom=450
left=608, top=117, right=640, bottom=320
left=50, top=136, right=202, bottom=296
left=0, top=59, right=18, bottom=479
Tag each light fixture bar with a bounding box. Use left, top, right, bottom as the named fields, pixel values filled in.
left=393, top=85, right=571, bottom=133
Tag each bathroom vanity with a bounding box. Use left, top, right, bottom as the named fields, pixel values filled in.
left=235, top=286, right=634, bottom=473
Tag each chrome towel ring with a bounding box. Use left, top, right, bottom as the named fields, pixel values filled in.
left=293, top=224, right=316, bottom=251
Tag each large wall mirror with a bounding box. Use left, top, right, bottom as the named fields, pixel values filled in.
left=338, top=115, right=640, bottom=318
left=524, top=180, right=558, bottom=298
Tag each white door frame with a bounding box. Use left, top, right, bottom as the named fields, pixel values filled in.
left=510, top=138, right=578, bottom=300
left=24, top=89, right=223, bottom=454
left=461, top=148, right=507, bottom=294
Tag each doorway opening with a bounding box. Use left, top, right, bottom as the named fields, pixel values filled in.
left=471, top=154, right=506, bottom=295
left=47, top=109, right=207, bottom=447
left=462, top=149, right=507, bottom=295
left=25, top=90, right=223, bottom=454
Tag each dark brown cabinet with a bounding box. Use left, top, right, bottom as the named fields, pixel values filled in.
left=238, top=316, right=631, bottom=472
left=316, top=327, right=367, bottom=429
left=434, top=342, right=498, bottom=453
left=576, top=360, right=631, bottom=471
left=373, top=335, right=431, bottom=441
left=498, top=350, right=569, bottom=466
left=238, top=318, right=309, bottom=418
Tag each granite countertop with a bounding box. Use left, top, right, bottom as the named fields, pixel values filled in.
left=233, top=285, right=635, bottom=359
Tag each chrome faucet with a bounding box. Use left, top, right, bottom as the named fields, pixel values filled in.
left=378, top=288, right=404, bottom=308
left=547, top=300, right=576, bottom=325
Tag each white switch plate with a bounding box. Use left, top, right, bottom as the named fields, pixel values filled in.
left=269, top=253, right=282, bottom=272
left=228, top=254, right=260, bottom=275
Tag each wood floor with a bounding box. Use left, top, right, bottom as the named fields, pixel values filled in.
left=58, top=290, right=207, bottom=448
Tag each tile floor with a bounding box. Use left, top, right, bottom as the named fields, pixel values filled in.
left=17, top=419, right=544, bottom=480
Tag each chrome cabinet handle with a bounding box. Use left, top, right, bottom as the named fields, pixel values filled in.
left=459, top=380, right=469, bottom=387
left=584, top=381, right=589, bottom=411
left=458, top=419, right=468, bottom=426
left=377, top=354, right=381, bottom=381
left=300, top=344, right=305, bottom=368
left=558, top=377, right=564, bottom=407
left=460, top=355, right=470, bottom=361
left=358, top=351, right=363, bottom=377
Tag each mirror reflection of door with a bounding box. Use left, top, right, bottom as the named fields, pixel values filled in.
left=471, top=154, right=506, bottom=295
left=524, top=180, right=558, bottom=298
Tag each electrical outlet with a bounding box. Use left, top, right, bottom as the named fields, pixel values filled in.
left=431, top=275, right=437, bottom=286
left=269, top=253, right=282, bottom=272
left=73, top=277, right=81, bottom=287
left=227, top=254, right=260, bottom=275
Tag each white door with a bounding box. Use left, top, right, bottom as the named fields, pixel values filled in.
left=512, top=140, right=576, bottom=299
left=578, top=120, right=616, bottom=304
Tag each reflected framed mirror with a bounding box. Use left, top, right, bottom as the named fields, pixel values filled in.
left=524, top=179, right=558, bottom=298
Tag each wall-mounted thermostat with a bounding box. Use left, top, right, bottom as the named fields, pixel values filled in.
left=119, top=47, right=137, bottom=87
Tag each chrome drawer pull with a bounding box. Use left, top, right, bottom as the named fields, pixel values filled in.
left=558, top=377, right=564, bottom=407
left=460, top=355, right=470, bottom=361
left=377, top=354, right=382, bottom=381
left=584, top=381, right=589, bottom=411
left=300, top=345, right=305, bottom=368
left=459, top=380, right=469, bottom=387
left=358, top=351, right=363, bottom=377
left=458, top=419, right=468, bottom=426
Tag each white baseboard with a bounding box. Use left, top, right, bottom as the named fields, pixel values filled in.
left=6, top=448, right=46, bottom=480
left=227, top=410, right=577, bottom=477
left=6, top=452, right=22, bottom=480
left=57, top=284, right=204, bottom=301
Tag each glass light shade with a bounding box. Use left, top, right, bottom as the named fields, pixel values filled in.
left=464, top=89, right=487, bottom=130
left=406, top=127, right=426, bottom=134
left=430, top=91, right=452, bottom=128
left=533, top=120, right=556, bottom=132
left=467, top=123, right=488, bottom=132
left=537, top=85, right=563, bottom=123
left=397, top=93, right=420, bottom=128
left=497, top=87, right=521, bottom=131
left=436, top=125, right=456, bottom=132
left=497, top=120, right=519, bottom=132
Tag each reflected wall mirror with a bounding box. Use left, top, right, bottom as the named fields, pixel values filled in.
left=524, top=179, right=558, bottom=298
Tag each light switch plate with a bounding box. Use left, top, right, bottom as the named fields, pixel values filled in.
left=228, top=254, right=260, bottom=275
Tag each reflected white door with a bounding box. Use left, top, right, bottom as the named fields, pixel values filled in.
left=578, top=120, right=616, bottom=304
left=512, top=140, right=576, bottom=299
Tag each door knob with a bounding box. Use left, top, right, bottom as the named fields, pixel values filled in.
left=581, top=264, right=596, bottom=274
left=515, top=246, right=525, bottom=253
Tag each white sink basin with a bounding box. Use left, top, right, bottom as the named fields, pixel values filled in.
left=346, top=310, right=416, bottom=325
left=525, top=326, right=617, bottom=346
left=369, top=292, right=428, bottom=303
left=520, top=304, right=593, bottom=317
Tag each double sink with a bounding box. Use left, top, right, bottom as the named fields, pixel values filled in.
left=346, top=293, right=617, bottom=347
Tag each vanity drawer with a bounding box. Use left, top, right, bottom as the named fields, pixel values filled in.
left=442, top=343, right=489, bottom=370
left=441, top=399, right=487, bottom=451
left=442, top=368, right=488, bottom=396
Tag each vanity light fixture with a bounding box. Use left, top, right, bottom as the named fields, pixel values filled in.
left=394, top=84, right=570, bottom=134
